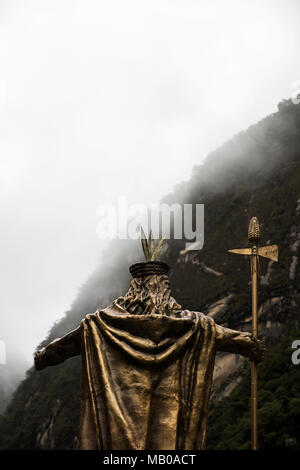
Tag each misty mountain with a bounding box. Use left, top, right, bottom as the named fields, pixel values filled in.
left=0, top=98, right=299, bottom=449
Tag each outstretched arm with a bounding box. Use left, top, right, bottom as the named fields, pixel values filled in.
left=34, top=326, right=81, bottom=370
left=215, top=323, right=265, bottom=362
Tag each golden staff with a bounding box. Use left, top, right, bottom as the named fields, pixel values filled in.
left=228, top=217, right=278, bottom=450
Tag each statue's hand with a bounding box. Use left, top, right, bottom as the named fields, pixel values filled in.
left=34, top=348, right=46, bottom=370
left=250, top=337, right=266, bottom=363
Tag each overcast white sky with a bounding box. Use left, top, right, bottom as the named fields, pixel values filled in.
left=0, top=0, right=299, bottom=370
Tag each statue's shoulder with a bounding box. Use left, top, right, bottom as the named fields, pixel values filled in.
left=80, top=311, right=100, bottom=326
left=179, top=309, right=197, bottom=320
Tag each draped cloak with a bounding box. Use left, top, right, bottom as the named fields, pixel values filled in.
left=79, top=303, right=217, bottom=450
left=39, top=301, right=256, bottom=450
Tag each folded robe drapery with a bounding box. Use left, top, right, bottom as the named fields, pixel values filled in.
left=79, top=303, right=217, bottom=450
left=37, top=300, right=256, bottom=449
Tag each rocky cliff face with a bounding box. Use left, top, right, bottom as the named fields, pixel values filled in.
left=0, top=99, right=299, bottom=449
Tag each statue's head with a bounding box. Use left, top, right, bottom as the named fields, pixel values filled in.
left=115, top=230, right=182, bottom=317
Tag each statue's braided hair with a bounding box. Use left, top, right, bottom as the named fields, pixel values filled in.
left=115, top=274, right=182, bottom=317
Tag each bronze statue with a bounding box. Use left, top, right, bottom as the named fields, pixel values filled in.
left=34, top=232, right=265, bottom=450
